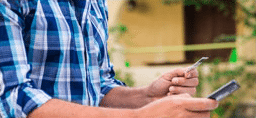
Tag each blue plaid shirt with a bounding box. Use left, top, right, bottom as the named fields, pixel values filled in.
left=0, top=0, right=124, bottom=117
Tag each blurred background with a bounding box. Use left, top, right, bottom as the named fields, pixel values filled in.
left=107, top=0, right=256, bottom=117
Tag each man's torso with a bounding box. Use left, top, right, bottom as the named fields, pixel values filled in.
left=22, top=0, right=109, bottom=106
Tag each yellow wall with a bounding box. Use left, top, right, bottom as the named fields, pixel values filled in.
left=117, top=0, right=185, bottom=66
left=236, top=4, right=256, bottom=61
left=107, top=0, right=124, bottom=27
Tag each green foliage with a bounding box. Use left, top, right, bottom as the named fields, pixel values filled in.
left=214, top=34, right=236, bottom=42
left=109, top=23, right=128, bottom=35
left=245, top=59, right=256, bottom=65
left=213, top=58, right=221, bottom=65
left=213, top=106, right=225, bottom=117
left=253, top=29, right=256, bottom=36
left=109, top=23, right=128, bottom=44
left=125, top=61, right=130, bottom=68
left=195, top=65, right=203, bottom=97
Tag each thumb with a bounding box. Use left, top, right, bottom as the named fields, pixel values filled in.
left=184, top=98, right=219, bottom=111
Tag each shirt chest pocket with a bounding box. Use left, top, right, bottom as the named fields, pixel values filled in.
left=30, top=1, right=73, bottom=49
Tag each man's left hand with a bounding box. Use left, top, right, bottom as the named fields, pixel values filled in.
left=145, top=68, right=199, bottom=100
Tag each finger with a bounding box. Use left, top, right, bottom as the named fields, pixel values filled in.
left=171, top=77, right=199, bottom=87
left=184, top=98, right=219, bottom=111
left=187, top=111, right=211, bottom=118
left=185, top=68, right=198, bottom=78
left=162, top=68, right=186, bottom=81
left=169, top=86, right=196, bottom=96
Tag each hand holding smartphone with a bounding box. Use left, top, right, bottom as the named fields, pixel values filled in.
left=186, top=57, right=240, bottom=101
left=185, top=57, right=240, bottom=101
left=207, top=80, right=240, bottom=101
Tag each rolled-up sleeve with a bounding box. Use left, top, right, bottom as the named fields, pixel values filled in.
left=100, top=58, right=126, bottom=95
left=0, top=1, right=51, bottom=117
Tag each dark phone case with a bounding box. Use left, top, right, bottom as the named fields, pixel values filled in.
left=207, top=80, right=240, bottom=101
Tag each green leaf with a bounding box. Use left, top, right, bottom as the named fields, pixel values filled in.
left=245, top=60, right=256, bottom=65
left=219, top=3, right=225, bottom=11
left=125, top=61, right=130, bottom=67
left=229, top=48, right=237, bottom=63
left=214, top=72, right=220, bottom=81
left=207, top=76, right=212, bottom=83
left=253, top=29, right=256, bottom=36
left=214, top=106, right=225, bottom=117
left=195, top=5, right=202, bottom=11
left=213, top=58, right=221, bottom=65
left=119, top=25, right=128, bottom=33
left=184, top=0, right=198, bottom=6
left=224, top=101, right=232, bottom=106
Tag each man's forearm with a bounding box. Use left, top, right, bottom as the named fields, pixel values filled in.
left=100, top=87, right=155, bottom=109
left=28, top=99, right=137, bottom=118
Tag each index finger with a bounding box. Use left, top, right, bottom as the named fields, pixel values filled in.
left=162, top=68, right=186, bottom=81
left=183, top=98, right=218, bottom=111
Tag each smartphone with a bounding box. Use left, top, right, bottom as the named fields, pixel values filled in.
left=186, top=57, right=209, bottom=73
left=207, top=80, right=240, bottom=101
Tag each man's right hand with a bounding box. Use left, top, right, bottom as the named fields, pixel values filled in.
left=137, top=94, right=218, bottom=118
left=28, top=94, right=218, bottom=118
